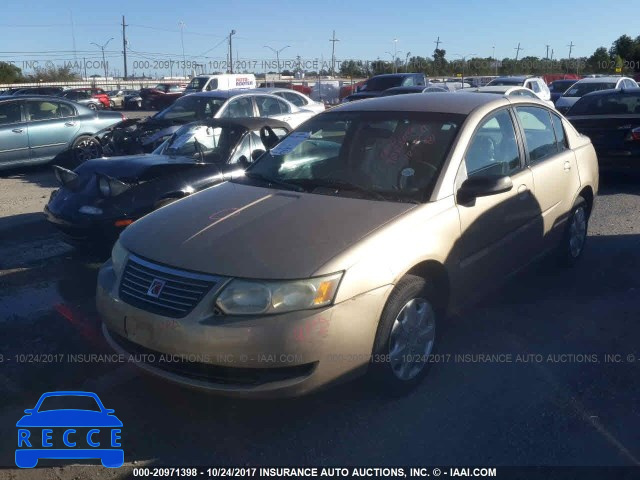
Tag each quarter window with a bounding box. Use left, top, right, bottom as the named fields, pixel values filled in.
left=550, top=113, right=568, bottom=152
left=515, top=106, right=557, bottom=164
left=465, top=109, right=521, bottom=177
left=280, top=91, right=306, bottom=107
left=257, top=96, right=290, bottom=116
left=224, top=97, right=254, bottom=118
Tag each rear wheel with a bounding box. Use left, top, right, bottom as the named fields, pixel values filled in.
left=558, top=196, right=589, bottom=266
left=87, top=103, right=98, bottom=111
left=368, top=274, right=438, bottom=394
left=109, top=100, right=116, bottom=109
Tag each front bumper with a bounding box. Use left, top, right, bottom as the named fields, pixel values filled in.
left=44, top=204, right=125, bottom=246
left=96, top=259, right=392, bottom=398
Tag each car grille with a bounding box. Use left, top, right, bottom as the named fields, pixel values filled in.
left=119, top=254, right=222, bottom=318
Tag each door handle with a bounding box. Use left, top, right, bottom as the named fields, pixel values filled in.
left=64, top=122, right=77, bottom=127
left=12, top=128, right=23, bottom=134
left=563, top=161, right=572, bottom=171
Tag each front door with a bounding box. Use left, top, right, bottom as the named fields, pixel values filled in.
left=26, top=100, right=79, bottom=162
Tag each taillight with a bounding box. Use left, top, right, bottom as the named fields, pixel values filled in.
left=121, top=113, right=127, bottom=120
left=630, top=127, right=640, bottom=141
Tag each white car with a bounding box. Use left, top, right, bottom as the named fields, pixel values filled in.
left=462, top=86, right=555, bottom=108
left=259, top=87, right=325, bottom=114
left=487, top=76, right=551, bottom=102
left=555, top=76, right=638, bottom=114
left=157, top=90, right=317, bottom=129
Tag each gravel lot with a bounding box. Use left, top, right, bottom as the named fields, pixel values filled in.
left=0, top=160, right=639, bottom=478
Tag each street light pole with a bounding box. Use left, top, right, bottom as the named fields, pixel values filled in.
left=90, top=37, right=113, bottom=82
left=264, top=45, right=290, bottom=79
left=229, top=30, right=236, bottom=73
left=393, top=38, right=398, bottom=73
left=178, top=21, right=186, bottom=77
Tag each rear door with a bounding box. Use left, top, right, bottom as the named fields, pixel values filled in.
left=0, top=99, right=29, bottom=166
left=514, top=106, right=581, bottom=249
left=26, top=100, right=80, bottom=161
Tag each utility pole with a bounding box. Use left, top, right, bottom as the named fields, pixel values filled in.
left=91, top=38, right=113, bottom=80
left=329, top=30, right=339, bottom=76
left=568, top=41, right=574, bottom=59
left=545, top=44, right=550, bottom=60
left=434, top=36, right=442, bottom=52
left=121, top=16, right=128, bottom=79
left=83, top=57, right=87, bottom=79
left=514, top=42, right=522, bottom=61
left=264, top=45, right=290, bottom=78
left=229, top=29, right=236, bottom=73
left=179, top=21, right=186, bottom=77
left=492, top=46, right=497, bottom=75
left=393, top=38, right=398, bottom=74
left=70, top=11, right=77, bottom=61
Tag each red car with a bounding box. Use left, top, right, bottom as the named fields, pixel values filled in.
left=65, top=88, right=111, bottom=109
left=140, top=83, right=185, bottom=110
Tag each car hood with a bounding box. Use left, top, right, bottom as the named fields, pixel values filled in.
left=346, top=92, right=383, bottom=101
left=120, top=181, right=415, bottom=279
left=556, top=96, right=579, bottom=107
left=76, top=154, right=195, bottom=180
left=16, top=411, right=122, bottom=427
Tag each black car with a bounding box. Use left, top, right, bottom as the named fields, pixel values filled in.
left=13, top=86, right=65, bottom=96
left=44, top=117, right=290, bottom=248
left=566, top=88, right=640, bottom=169
left=342, top=73, right=426, bottom=102
left=549, top=79, right=578, bottom=104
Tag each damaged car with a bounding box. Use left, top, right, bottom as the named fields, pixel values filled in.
left=44, top=117, right=290, bottom=248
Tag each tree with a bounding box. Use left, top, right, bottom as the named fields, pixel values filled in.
left=610, top=35, right=635, bottom=61
left=340, top=60, right=365, bottom=77
left=0, top=61, right=23, bottom=83
left=432, top=49, right=447, bottom=75
left=26, top=65, right=80, bottom=82
left=587, top=47, right=611, bottom=73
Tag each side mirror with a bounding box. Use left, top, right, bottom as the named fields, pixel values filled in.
left=24, top=409, right=34, bottom=414
left=237, top=155, right=250, bottom=169
left=457, top=175, right=513, bottom=204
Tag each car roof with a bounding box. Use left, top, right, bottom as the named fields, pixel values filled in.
left=492, top=75, right=535, bottom=82
left=258, top=87, right=303, bottom=95
left=0, top=94, right=72, bottom=101
left=369, top=73, right=418, bottom=79
left=582, top=86, right=640, bottom=98
left=190, top=90, right=282, bottom=99
left=191, top=117, right=291, bottom=130
left=384, top=86, right=426, bottom=92
left=332, top=92, right=508, bottom=115
left=473, top=86, right=524, bottom=93
left=575, top=76, right=628, bottom=84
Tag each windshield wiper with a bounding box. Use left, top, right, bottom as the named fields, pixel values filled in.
left=288, top=178, right=389, bottom=201
left=242, top=172, right=305, bottom=192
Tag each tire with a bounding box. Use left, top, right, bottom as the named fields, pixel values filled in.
left=70, top=135, right=102, bottom=166
left=88, top=103, right=98, bottom=111
left=368, top=274, right=438, bottom=394
left=109, top=100, right=116, bottom=109
left=558, top=196, right=589, bottom=267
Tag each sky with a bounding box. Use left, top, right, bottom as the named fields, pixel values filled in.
left=0, top=0, right=631, bottom=77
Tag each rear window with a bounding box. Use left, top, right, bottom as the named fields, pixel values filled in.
left=487, top=78, right=522, bottom=86
left=568, top=92, right=640, bottom=115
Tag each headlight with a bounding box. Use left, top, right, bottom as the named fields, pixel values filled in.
left=111, top=240, right=128, bottom=276
left=97, top=174, right=132, bottom=197
left=216, top=272, right=343, bottom=315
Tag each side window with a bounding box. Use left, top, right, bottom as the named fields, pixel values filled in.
left=403, top=76, right=415, bottom=86
left=0, top=101, right=21, bottom=125
left=550, top=113, right=568, bottom=152
left=281, top=91, right=306, bottom=107
left=224, top=97, right=254, bottom=118
left=516, top=106, right=558, bottom=164
left=257, top=96, right=289, bottom=116
left=58, top=102, right=76, bottom=118
left=465, top=109, right=521, bottom=177
left=26, top=101, right=59, bottom=121
left=530, top=81, right=541, bottom=93
left=228, top=134, right=252, bottom=164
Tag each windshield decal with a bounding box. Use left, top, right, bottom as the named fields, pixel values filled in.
left=270, top=132, right=311, bottom=156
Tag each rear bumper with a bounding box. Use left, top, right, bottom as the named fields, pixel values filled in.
left=43, top=205, right=125, bottom=246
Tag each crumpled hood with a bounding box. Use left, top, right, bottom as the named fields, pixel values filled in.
left=120, top=181, right=415, bottom=279
left=76, top=154, right=193, bottom=181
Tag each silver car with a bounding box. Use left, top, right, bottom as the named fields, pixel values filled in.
left=97, top=93, right=598, bottom=397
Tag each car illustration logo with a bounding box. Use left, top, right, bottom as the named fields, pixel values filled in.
left=147, top=279, right=165, bottom=298
left=15, top=391, right=123, bottom=468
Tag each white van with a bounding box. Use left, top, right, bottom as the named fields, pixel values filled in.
left=183, top=74, right=256, bottom=94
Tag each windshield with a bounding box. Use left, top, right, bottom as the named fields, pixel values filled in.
left=363, top=76, right=405, bottom=91
left=550, top=81, right=576, bottom=92
left=157, top=123, right=244, bottom=160
left=155, top=95, right=226, bottom=122
left=239, top=111, right=464, bottom=203
left=37, top=395, right=101, bottom=412
left=568, top=92, right=640, bottom=115
left=187, top=77, right=209, bottom=89
left=563, top=82, right=616, bottom=97
left=487, top=78, right=523, bottom=86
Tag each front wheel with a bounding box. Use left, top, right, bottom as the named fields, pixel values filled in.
left=71, top=135, right=102, bottom=166
left=88, top=103, right=98, bottom=111
left=368, top=274, right=438, bottom=394
left=558, top=196, right=589, bottom=266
